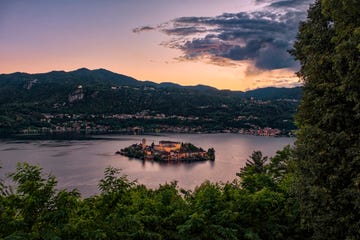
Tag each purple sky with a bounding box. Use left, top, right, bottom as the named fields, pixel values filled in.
left=0, top=0, right=314, bottom=90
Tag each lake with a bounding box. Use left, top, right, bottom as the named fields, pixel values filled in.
left=0, top=134, right=294, bottom=197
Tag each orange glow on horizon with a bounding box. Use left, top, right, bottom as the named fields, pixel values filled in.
left=0, top=0, right=304, bottom=91
left=0, top=30, right=300, bottom=91
left=0, top=59, right=300, bottom=91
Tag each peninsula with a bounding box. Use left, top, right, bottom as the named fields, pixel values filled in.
left=117, top=139, right=215, bottom=162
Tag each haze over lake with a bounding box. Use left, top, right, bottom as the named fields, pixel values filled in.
left=0, top=134, right=294, bottom=197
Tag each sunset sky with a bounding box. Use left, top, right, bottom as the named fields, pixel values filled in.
left=0, top=0, right=314, bottom=90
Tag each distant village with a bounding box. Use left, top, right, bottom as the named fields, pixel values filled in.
left=18, top=111, right=285, bottom=137
left=10, top=84, right=290, bottom=137
left=117, top=139, right=215, bottom=162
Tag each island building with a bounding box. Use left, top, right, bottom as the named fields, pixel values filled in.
left=142, top=138, right=147, bottom=149
left=68, top=85, right=84, bottom=103
left=117, top=138, right=214, bottom=162
left=153, top=141, right=181, bottom=152
left=136, top=139, right=210, bottom=161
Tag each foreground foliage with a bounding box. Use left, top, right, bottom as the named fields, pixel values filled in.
left=0, top=147, right=305, bottom=239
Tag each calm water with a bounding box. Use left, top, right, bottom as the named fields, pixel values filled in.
left=0, top=134, right=294, bottom=197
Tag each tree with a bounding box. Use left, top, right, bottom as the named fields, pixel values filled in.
left=236, top=151, right=274, bottom=192
left=243, top=151, right=268, bottom=174
left=234, top=149, right=304, bottom=239
left=178, top=181, right=238, bottom=240
left=291, top=0, right=360, bottom=239
left=0, top=164, right=10, bottom=196
left=9, top=163, right=58, bottom=233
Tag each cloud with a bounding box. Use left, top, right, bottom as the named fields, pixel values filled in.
left=246, top=67, right=301, bottom=88
left=175, top=54, right=239, bottom=67
left=162, top=26, right=207, bottom=36
left=254, top=0, right=311, bottom=8
left=133, top=26, right=155, bottom=33
left=254, top=0, right=273, bottom=4
left=269, top=0, right=311, bottom=8
left=135, top=0, right=314, bottom=71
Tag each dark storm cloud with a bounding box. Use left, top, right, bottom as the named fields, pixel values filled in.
left=254, top=0, right=272, bottom=3
left=269, top=0, right=311, bottom=8
left=133, top=26, right=155, bottom=33
left=135, top=0, right=314, bottom=70
left=162, top=26, right=207, bottom=36
left=255, top=0, right=311, bottom=8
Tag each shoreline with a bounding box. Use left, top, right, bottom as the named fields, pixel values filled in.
left=0, top=131, right=296, bottom=141
left=0, top=131, right=295, bottom=141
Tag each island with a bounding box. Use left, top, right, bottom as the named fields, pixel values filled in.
left=117, top=139, right=215, bottom=162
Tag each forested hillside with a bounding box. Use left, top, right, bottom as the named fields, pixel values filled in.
left=0, top=69, right=300, bottom=136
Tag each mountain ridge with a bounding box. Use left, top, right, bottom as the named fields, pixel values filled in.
left=0, top=67, right=302, bottom=98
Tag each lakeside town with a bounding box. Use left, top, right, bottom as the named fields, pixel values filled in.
left=117, top=139, right=215, bottom=162
left=14, top=112, right=286, bottom=137
left=1, top=80, right=298, bottom=138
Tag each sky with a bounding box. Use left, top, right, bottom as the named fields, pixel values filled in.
left=0, top=0, right=314, bottom=90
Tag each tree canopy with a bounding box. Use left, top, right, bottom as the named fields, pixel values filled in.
left=291, top=0, right=360, bottom=239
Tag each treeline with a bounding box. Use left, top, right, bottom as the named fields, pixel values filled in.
left=0, top=147, right=306, bottom=239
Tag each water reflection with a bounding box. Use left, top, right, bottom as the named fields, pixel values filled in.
left=122, top=155, right=210, bottom=170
